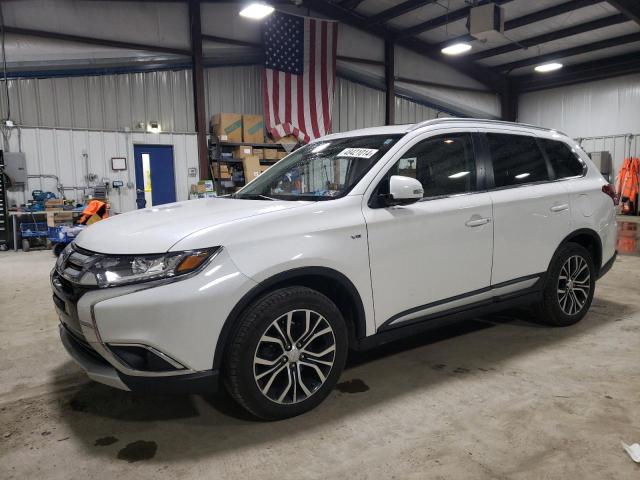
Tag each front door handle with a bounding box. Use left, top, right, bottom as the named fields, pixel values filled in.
left=550, top=203, right=569, bottom=212
left=465, top=217, right=492, bottom=227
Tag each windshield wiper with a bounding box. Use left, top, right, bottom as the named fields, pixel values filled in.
left=235, top=193, right=276, bottom=201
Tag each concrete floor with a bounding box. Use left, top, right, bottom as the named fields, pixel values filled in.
left=1, top=243, right=639, bottom=479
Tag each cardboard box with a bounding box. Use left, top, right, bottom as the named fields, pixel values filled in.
left=259, top=164, right=271, bottom=174
left=46, top=211, right=73, bottom=227
left=211, top=113, right=242, bottom=143
left=276, top=151, right=287, bottom=159
left=278, top=135, right=298, bottom=146
left=197, top=180, right=215, bottom=193
left=253, top=148, right=264, bottom=160
left=242, top=114, right=265, bottom=144
left=263, top=148, right=279, bottom=160
left=212, top=164, right=232, bottom=179
left=233, top=145, right=253, bottom=159
left=242, top=156, right=262, bottom=182
left=45, top=199, right=64, bottom=210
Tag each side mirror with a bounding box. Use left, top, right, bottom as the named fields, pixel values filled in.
left=388, top=175, right=423, bottom=205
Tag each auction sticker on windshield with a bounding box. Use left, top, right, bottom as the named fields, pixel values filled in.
left=337, top=148, right=379, bottom=159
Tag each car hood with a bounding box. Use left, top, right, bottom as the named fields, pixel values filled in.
left=74, top=198, right=310, bottom=254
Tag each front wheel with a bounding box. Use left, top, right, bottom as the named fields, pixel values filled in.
left=224, top=287, right=348, bottom=420
left=535, top=242, right=595, bottom=326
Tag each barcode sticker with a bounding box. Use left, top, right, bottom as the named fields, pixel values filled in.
left=337, top=148, right=379, bottom=159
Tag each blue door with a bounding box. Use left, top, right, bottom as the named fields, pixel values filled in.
left=134, top=145, right=177, bottom=208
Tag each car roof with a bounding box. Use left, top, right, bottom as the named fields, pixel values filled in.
left=319, top=118, right=569, bottom=141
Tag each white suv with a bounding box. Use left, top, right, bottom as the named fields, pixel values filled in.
left=52, top=119, right=617, bottom=419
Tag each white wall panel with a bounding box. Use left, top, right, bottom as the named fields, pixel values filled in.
left=518, top=73, right=640, bottom=138
left=332, top=78, right=385, bottom=132
left=6, top=128, right=198, bottom=214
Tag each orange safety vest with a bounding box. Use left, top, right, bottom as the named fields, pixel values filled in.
left=616, top=157, right=640, bottom=214
left=78, top=200, right=109, bottom=225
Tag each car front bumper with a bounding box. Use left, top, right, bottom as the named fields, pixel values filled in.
left=52, top=247, right=254, bottom=393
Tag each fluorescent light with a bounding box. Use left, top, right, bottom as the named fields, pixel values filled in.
left=443, top=139, right=454, bottom=144
left=448, top=171, right=470, bottom=179
left=515, top=173, right=530, bottom=179
left=239, top=2, right=274, bottom=19
left=441, top=43, right=472, bottom=55
left=534, top=62, right=563, bottom=73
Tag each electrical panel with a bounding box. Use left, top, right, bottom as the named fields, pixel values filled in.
left=589, top=151, right=613, bottom=182
left=4, top=152, right=27, bottom=184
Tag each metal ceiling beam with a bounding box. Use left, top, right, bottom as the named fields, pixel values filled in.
left=513, top=50, right=640, bottom=92
left=396, top=0, right=516, bottom=40
left=2, top=26, right=192, bottom=56
left=469, top=13, right=629, bottom=61
left=495, top=32, right=640, bottom=72
left=303, top=0, right=505, bottom=90
left=606, top=0, right=640, bottom=25
left=365, top=0, right=436, bottom=27
left=436, top=0, right=603, bottom=50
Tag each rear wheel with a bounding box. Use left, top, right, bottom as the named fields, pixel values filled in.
left=535, top=243, right=595, bottom=326
left=224, top=287, right=348, bottom=420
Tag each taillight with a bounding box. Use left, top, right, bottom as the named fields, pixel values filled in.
left=602, top=184, right=619, bottom=205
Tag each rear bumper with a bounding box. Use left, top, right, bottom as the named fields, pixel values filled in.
left=60, top=324, right=219, bottom=394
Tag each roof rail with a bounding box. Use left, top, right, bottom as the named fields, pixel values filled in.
left=408, top=117, right=569, bottom=137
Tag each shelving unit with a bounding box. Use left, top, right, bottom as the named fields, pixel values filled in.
left=207, top=133, right=289, bottom=195
left=0, top=151, right=7, bottom=250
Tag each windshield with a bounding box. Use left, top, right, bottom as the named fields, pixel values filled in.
left=233, top=135, right=402, bottom=201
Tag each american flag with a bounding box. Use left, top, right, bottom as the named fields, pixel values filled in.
left=263, top=12, right=338, bottom=144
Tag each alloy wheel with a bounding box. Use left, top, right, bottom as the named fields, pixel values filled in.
left=253, top=309, right=336, bottom=404
left=557, top=255, right=591, bottom=316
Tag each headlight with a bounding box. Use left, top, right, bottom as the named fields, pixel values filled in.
left=75, top=247, right=220, bottom=288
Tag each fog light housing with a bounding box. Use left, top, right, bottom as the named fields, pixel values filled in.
left=108, top=344, right=186, bottom=372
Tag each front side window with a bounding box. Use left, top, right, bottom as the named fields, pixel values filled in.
left=539, top=138, right=585, bottom=178
left=234, top=135, right=401, bottom=201
left=382, top=132, right=477, bottom=198
left=487, top=133, right=550, bottom=187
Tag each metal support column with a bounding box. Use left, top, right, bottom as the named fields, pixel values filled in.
left=385, top=40, right=395, bottom=125
left=189, top=0, right=208, bottom=180
left=501, top=79, right=518, bottom=122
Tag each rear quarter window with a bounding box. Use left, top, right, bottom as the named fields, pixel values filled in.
left=539, top=138, right=585, bottom=179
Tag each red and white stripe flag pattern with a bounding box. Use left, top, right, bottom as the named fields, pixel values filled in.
left=262, top=12, right=338, bottom=144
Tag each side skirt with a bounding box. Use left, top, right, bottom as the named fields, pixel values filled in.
left=354, top=284, right=544, bottom=351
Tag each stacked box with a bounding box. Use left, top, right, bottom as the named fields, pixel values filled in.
left=211, top=113, right=242, bottom=143
left=212, top=164, right=232, bottom=179
left=242, top=156, right=262, bottom=182
left=242, top=114, right=265, bottom=143
left=46, top=211, right=73, bottom=228
left=233, top=145, right=253, bottom=159
left=253, top=148, right=265, bottom=160
left=263, top=149, right=279, bottom=160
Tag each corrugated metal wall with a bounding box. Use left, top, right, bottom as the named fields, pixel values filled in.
left=5, top=129, right=198, bottom=213
left=0, top=70, right=196, bottom=132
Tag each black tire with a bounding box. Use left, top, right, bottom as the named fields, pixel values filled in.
left=224, top=286, right=348, bottom=420
left=53, top=243, right=65, bottom=257
left=535, top=242, right=595, bottom=326
left=21, top=239, right=30, bottom=252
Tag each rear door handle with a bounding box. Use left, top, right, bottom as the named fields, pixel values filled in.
left=465, top=217, right=492, bottom=227
left=550, top=204, right=569, bottom=212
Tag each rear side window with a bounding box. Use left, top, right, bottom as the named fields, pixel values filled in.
left=388, top=132, right=477, bottom=198
left=487, top=133, right=550, bottom=187
left=539, top=138, right=584, bottom=178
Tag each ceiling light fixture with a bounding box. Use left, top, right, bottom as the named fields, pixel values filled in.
left=534, top=62, right=563, bottom=73
left=441, top=43, right=472, bottom=55
left=239, top=2, right=275, bottom=20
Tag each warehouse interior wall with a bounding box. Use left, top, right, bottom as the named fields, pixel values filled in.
left=518, top=73, right=640, bottom=178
